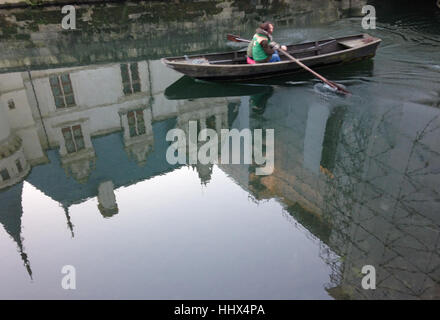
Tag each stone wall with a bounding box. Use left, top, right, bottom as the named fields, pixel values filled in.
left=0, top=0, right=21, bottom=5
left=0, top=0, right=367, bottom=72
left=0, top=0, right=119, bottom=7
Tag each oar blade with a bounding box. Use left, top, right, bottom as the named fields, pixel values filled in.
left=330, top=82, right=350, bottom=95
left=227, top=34, right=241, bottom=42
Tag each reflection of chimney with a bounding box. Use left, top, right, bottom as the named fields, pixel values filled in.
left=63, top=205, right=74, bottom=238
left=97, top=181, right=118, bottom=218
left=18, top=238, right=33, bottom=280
left=194, top=163, right=213, bottom=186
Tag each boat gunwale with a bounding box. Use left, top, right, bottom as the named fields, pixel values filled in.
left=161, top=33, right=381, bottom=69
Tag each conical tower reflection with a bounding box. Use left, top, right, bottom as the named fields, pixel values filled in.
left=0, top=183, right=33, bottom=279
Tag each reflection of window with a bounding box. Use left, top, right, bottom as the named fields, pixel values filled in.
left=16, top=159, right=23, bottom=173
left=206, top=115, right=216, bottom=131
left=8, top=99, right=15, bottom=110
left=62, top=125, right=85, bottom=154
left=120, top=63, right=141, bottom=95
left=49, top=74, right=75, bottom=109
left=127, top=110, right=146, bottom=137
left=0, top=169, right=10, bottom=181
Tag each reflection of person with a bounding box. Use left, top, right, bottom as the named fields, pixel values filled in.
left=247, top=22, right=287, bottom=64
left=249, top=87, right=274, bottom=114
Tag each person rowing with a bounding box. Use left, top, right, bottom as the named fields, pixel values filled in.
left=246, top=21, right=287, bottom=64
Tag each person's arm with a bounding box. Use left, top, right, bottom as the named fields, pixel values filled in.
left=269, top=41, right=287, bottom=51
left=269, top=41, right=280, bottom=50
left=259, top=39, right=275, bottom=55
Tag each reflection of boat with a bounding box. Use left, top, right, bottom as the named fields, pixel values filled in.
left=164, top=76, right=273, bottom=100
left=161, top=34, right=381, bottom=82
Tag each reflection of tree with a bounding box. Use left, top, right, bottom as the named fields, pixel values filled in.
left=318, top=106, right=375, bottom=295
left=320, top=105, right=440, bottom=299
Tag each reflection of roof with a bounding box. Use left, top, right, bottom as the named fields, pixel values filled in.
left=26, top=118, right=181, bottom=207
left=285, top=203, right=331, bottom=246
left=0, top=182, right=23, bottom=246
left=0, top=182, right=33, bottom=279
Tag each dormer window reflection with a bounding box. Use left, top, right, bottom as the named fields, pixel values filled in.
left=8, top=99, right=15, bottom=110
left=62, top=125, right=85, bottom=154
left=15, top=159, right=23, bottom=173
left=127, top=110, right=146, bottom=137
left=0, top=169, right=10, bottom=181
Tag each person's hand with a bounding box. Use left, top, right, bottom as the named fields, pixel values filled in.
left=271, top=42, right=280, bottom=50
left=281, top=45, right=287, bottom=51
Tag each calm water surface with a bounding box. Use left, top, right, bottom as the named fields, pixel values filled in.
left=0, top=1, right=439, bottom=299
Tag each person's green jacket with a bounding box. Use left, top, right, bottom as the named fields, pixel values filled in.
left=246, top=28, right=278, bottom=63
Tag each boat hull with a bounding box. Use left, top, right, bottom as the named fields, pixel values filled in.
left=161, top=34, right=381, bottom=82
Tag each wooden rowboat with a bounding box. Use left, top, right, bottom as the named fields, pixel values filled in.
left=161, top=33, right=381, bottom=82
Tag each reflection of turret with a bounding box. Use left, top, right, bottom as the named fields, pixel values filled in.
left=0, top=183, right=33, bottom=279
left=0, top=104, right=31, bottom=190
left=97, top=181, right=119, bottom=218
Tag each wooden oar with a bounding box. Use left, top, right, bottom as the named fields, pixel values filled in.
left=227, top=34, right=350, bottom=95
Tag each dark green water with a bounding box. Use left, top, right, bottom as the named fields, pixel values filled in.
left=0, top=0, right=439, bottom=299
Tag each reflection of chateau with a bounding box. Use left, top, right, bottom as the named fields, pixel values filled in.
left=1, top=56, right=439, bottom=298
left=0, top=59, right=236, bottom=189
left=0, top=59, right=237, bottom=277
left=219, top=88, right=440, bottom=299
